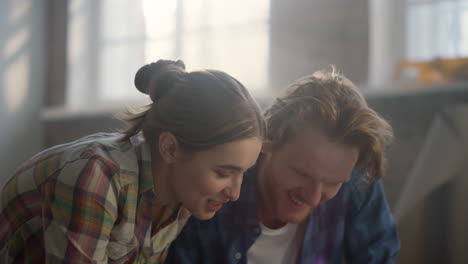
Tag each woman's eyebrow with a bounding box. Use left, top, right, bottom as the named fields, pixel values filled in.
left=216, top=165, right=243, bottom=172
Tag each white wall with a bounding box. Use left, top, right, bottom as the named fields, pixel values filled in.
left=269, top=0, right=369, bottom=92
left=0, top=0, right=45, bottom=184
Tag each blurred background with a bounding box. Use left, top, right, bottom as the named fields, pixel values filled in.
left=1, top=0, right=467, bottom=263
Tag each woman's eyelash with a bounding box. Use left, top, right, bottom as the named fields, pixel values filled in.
left=216, top=170, right=230, bottom=178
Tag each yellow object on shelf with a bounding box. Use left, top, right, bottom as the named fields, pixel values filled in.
left=397, top=57, right=468, bottom=84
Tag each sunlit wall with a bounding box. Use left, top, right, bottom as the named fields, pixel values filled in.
left=0, top=0, right=45, bottom=183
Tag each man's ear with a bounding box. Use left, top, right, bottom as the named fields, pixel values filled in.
left=158, top=132, right=181, bottom=163
left=261, top=140, right=273, bottom=153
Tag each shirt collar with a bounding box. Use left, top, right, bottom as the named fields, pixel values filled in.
left=225, top=164, right=260, bottom=228
left=130, top=133, right=155, bottom=195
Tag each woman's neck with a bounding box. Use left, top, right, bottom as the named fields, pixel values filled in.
left=151, top=150, right=177, bottom=205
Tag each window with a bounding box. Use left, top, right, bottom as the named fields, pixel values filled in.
left=67, top=0, right=270, bottom=108
left=406, top=0, right=468, bottom=61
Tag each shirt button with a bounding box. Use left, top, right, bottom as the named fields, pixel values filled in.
left=234, top=252, right=242, bottom=260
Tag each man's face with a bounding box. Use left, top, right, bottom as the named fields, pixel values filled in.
left=257, top=125, right=359, bottom=228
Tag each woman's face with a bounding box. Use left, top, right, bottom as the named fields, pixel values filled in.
left=167, top=137, right=262, bottom=220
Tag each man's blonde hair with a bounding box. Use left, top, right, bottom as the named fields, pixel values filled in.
left=264, top=68, right=393, bottom=181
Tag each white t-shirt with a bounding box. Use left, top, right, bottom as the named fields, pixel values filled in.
left=247, top=222, right=302, bottom=264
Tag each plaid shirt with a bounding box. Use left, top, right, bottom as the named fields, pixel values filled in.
left=167, top=166, right=400, bottom=264
left=0, top=133, right=191, bottom=263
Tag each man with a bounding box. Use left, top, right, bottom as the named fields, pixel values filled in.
left=166, top=70, right=400, bottom=263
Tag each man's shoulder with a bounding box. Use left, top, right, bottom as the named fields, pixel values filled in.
left=323, top=168, right=386, bottom=215
left=341, top=168, right=383, bottom=196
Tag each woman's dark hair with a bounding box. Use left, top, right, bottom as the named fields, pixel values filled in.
left=120, top=59, right=266, bottom=152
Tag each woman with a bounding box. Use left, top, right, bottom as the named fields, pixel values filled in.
left=0, top=60, right=265, bottom=263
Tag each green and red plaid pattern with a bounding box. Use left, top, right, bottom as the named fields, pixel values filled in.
left=0, top=133, right=190, bottom=263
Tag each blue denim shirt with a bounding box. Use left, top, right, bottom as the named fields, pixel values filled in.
left=167, top=166, right=400, bottom=264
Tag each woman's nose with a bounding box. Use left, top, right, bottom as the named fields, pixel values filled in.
left=223, top=174, right=243, bottom=201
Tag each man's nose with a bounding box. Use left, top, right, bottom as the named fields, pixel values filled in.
left=303, top=181, right=323, bottom=208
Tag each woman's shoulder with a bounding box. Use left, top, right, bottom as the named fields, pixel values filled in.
left=64, top=132, right=146, bottom=180
left=16, top=133, right=143, bottom=186
left=44, top=132, right=134, bottom=166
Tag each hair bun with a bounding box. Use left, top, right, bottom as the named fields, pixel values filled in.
left=134, top=59, right=186, bottom=101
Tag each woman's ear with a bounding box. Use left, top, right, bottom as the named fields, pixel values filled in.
left=261, top=140, right=273, bottom=153
left=158, top=132, right=181, bottom=163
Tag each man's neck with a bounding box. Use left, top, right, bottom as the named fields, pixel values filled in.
left=255, top=158, right=287, bottom=229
